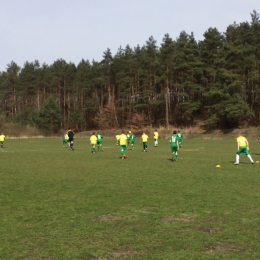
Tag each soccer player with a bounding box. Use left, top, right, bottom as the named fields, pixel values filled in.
left=126, top=131, right=131, bottom=144
left=116, top=134, right=120, bottom=146
left=141, top=132, right=148, bottom=152
left=177, top=130, right=183, bottom=148
left=170, top=130, right=179, bottom=161
left=62, top=133, right=69, bottom=148
left=67, top=128, right=75, bottom=150
left=154, top=129, right=159, bottom=147
left=119, top=130, right=127, bottom=160
left=0, top=133, right=5, bottom=148
left=129, top=132, right=136, bottom=150
left=90, top=132, right=97, bottom=153
left=234, top=133, right=254, bottom=165
left=96, top=132, right=103, bottom=151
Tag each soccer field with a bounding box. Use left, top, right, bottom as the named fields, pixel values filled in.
left=1, top=138, right=260, bottom=259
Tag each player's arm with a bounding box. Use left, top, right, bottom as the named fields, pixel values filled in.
left=177, top=140, right=179, bottom=150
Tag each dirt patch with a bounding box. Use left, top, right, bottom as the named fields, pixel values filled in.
left=198, top=227, right=222, bottom=233
left=94, top=215, right=124, bottom=221
left=161, top=217, right=192, bottom=222
left=206, top=242, right=245, bottom=253
left=204, top=218, right=222, bottom=224
left=112, top=250, right=136, bottom=258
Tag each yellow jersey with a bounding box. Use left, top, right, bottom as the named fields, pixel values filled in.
left=154, top=132, right=159, bottom=139
left=0, top=135, right=5, bottom=142
left=237, top=136, right=247, bottom=147
left=119, top=134, right=127, bottom=145
left=116, top=135, right=120, bottom=140
left=90, top=135, right=97, bottom=144
left=142, top=134, right=148, bottom=142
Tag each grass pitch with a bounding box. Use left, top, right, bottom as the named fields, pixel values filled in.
left=1, top=137, right=260, bottom=259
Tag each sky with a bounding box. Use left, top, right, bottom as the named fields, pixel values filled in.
left=0, top=0, right=259, bottom=72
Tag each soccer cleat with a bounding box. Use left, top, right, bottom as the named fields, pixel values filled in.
left=251, top=161, right=254, bottom=164
left=234, top=162, right=239, bottom=165
left=124, top=155, right=127, bottom=159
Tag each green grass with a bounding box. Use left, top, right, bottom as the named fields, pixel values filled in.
left=1, top=137, right=260, bottom=259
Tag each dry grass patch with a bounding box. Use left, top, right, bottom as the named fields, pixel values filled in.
left=94, top=215, right=124, bottom=221
left=198, top=227, right=223, bottom=233
left=206, top=242, right=246, bottom=253
left=161, top=217, right=192, bottom=222
left=204, top=218, right=222, bottom=223
left=112, top=250, right=137, bottom=259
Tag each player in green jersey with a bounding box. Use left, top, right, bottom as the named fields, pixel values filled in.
left=126, top=131, right=131, bottom=144
left=129, top=132, right=136, bottom=150
left=62, top=133, right=69, bottom=148
left=96, top=133, right=103, bottom=151
left=169, top=130, right=179, bottom=161
left=177, top=131, right=182, bottom=148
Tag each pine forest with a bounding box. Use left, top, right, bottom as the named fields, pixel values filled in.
left=0, top=11, right=260, bottom=134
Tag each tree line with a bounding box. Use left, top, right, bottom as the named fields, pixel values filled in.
left=0, top=10, right=260, bottom=133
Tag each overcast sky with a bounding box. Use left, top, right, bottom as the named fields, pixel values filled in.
left=0, top=0, right=258, bottom=72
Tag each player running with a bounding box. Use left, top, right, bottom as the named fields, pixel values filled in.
left=141, top=132, right=148, bottom=152
left=177, top=131, right=183, bottom=148
left=90, top=132, right=97, bottom=153
left=96, top=132, right=103, bottom=151
left=62, top=133, right=69, bottom=148
left=170, top=130, right=179, bottom=161
left=234, top=133, right=254, bottom=165
left=67, top=128, right=75, bottom=150
left=119, top=130, right=127, bottom=160
left=126, top=131, right=131, bottom=144
left=129, top=132, right=136, bottom=150
left=0, top=133, right=5, bottom=148
left=154, top=130, right=159, bottom=147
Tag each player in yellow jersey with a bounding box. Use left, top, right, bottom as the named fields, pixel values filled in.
left=154, top=130, right=159, bottom=147
left=119, top=130, right=127, bottom=160
left=141, top=132, right=148, bottom=152
left=234, top=133, right=254, bottom=165
left=0, top=133, right=5, bottom=148
left=90, top=132, right=98, bottom=153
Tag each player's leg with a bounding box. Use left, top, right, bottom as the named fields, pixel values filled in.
left=244, top=148, right=254, bottom=164
left=91, top=144, right=96, bottom=153
left=234, top=149, right=242, bottom=164
left=120, top=145, right=125, bottom=159
left=175, top=150, right=178, bottom=161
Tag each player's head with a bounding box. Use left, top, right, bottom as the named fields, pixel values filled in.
left=121, top=130, right=124, bottom=133
left=155, top=129, right=157, bottom=132
left=173, top=130, right=177, bottom=134
left=92, top=132, right=95, bottom=135
left=129, top=131, right=131, bottom=133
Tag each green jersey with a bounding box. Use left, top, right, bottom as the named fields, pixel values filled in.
left=96, top=134, right=103, bottom=141
left=170, top=134, right=178, bottom=146
left=177, top=133, right=182, bottom=141
left=129, top=134, right=136, bottom=143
